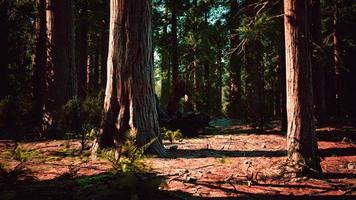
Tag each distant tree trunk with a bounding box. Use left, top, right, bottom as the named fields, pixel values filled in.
left=100, top=0, right=109, bottom=89
left=284, top=0, right=322, bottom=177
left=160, top=2, right=171, bottom=106
left=92, top=0, right=167, bottom=156
left=170, top=0, right=179, bottom=109
left=0, top=0, right=9, bottom=99
left=52, top=0, right=77, bottom=105
left=245, top=0, right=264, bottom=126
left=93, top=45, right=100, bottom=90
left=76, top=0, right=88, bottom=99
left=33, top=0, right=47, bottom=128
left=310, top=0, right=327, bottom=125
left=203, top=61, right=210, bottom=111
left=333, top=0, right=341, bottom=118
left=44, top=0, right=56, bottom=129
left=216, top=47, right=223, bottom=115
left=227, top=0, right=242, bottom=119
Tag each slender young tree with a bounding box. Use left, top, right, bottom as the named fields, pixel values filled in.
left=284, top=0, right=322, bottom=177
left=92, top=0, right=167, bottom=156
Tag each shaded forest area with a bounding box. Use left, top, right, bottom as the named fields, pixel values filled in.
left=0, top=0, right=356, bottom=199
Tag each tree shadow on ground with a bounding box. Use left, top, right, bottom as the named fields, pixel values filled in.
left=316, top=129, right=356, bottom=143
left=170, top=149, right=287, bottom=159
left=319, top=147, right=356, bottom=157
left=1, top=169, right=354, bottom=200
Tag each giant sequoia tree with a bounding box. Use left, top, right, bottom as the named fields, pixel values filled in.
left=284, top=0, right=322, bottom=177
left=92, top=0, right=167, bottom=156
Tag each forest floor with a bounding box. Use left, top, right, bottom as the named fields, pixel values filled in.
left=0, top=120, right=355, bottom=199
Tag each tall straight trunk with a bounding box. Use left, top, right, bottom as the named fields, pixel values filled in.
left=44, top=0, right=56, bottom=129
left=333, top=0, right=341, bottom=118
left=52, top=0, right=77, bottom=105
left=0, top=0, right=9, bottom=99
left=33, top=0, right=47, bottom=128
left=284, top=0, right=322, bottom=177
left=216, top=47, right=223, bottom=115
left=160, top=2, right=171, bottom=106
left=93, top=45, right=100, bottom=90
left=77, top=0, right=88, bottom=99
left=203, top=61, right=210, bottom=111
left=167, top=0, right=180, bottom=114
left=245, top=0, right=264, bottom=126
left=171, top=0, right=178, bottom=85
left=92, top=0, right=167, bottom=156
left=310, top=0, right=327, bottom=125
left=227, top=0, right=242, bottom=119
left=100, top=0, right=109, bottom=89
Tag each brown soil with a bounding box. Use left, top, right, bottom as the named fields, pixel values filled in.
left=0, top=122, right=355, bottom=199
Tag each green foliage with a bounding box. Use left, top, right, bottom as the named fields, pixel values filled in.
left=162, top=128, right=183, bottom=144
left=99, top=131, right=157, bottom=173
left=60, top=91, right=103, bottom=134
left=14, top=143, right=33, bottom=162
left=60, top=97, right=81, bottom=132
left=82, top=90, right=104, bottom=127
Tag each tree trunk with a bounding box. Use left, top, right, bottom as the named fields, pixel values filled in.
left=333, top=0, right=341, bottom=118
left=0, top=0, right=9, bottom=99
left=100, top=0, right=109, bottom=89
left=160, top=2, right=171, bottom=106
left=216, top=47, right=223, bottom=115
left=170, top=0, right=179, bottom=107
left=52, top=0, right=77, bottom=105
left=284, top=0, right=322, bottom=177
left=245, top=0, right=264, bottom=126
left=33, top=0, right=47, bottom=128
left=92, top=0, right=167, bottom=156
left=227, top=0, right=242, bottom=119
left=310, top=0, right=327, bottom=125
left=76, top=0, right=88, bottom=99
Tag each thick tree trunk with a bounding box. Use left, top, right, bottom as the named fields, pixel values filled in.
left=284, top=0, right=322, bottom=177
left=52, top=0, right=77, bottom=105
left=0, top=0, right=9, bottom=99
left=33, top=0, right=47, bottom=128
left=92, top=0, right=167, bottom=156
left=310, top=0, right=327, bottom=125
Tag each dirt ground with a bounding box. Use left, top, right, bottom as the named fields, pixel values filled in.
left=0, top=120, right=355, bottom=199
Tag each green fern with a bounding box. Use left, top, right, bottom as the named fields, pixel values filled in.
left=99, top=132, right=157, bottom=173
left=163, top=129, right=182, bottom=144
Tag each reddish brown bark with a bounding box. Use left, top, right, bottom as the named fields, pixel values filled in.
left=284, top=0, right=322, bottom=177
left=92, top=0, right=166, bottom=156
